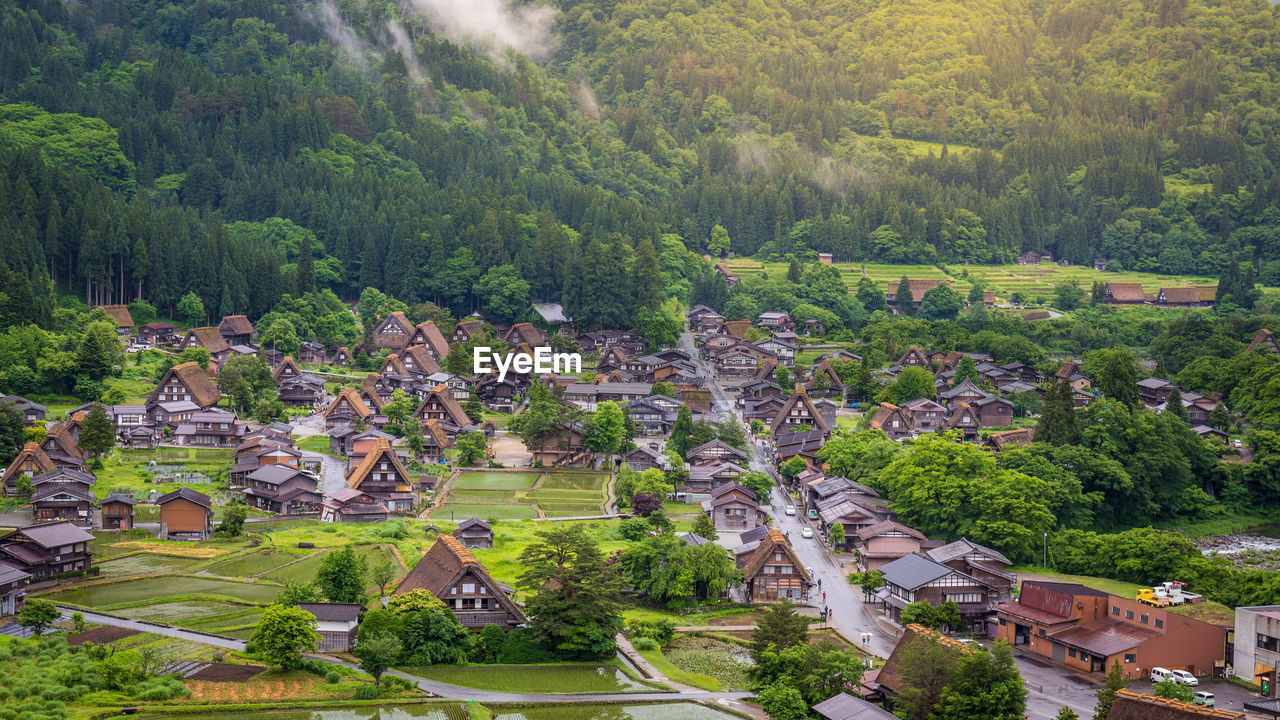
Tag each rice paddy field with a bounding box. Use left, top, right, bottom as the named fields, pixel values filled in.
left=723, top=258, right=1220, bottom=303
left=406, top=665, right=657, bottom=694
left=260, top=544, right=400, bottom=588
left=430, top=470, right=611, bottom=521
left=41, top=575, right=283, bottom=607
left=195, top=706, right=470, bottom=720
left=200, top=548, right=309, bottom=578
left=490, top=704, right=737, bottom=720
left=95, top=553, right=204, bottom=578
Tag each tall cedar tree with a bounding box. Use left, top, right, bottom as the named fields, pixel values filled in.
left=750, top=602, right=810, bottom=661
left=1166, top=387, right=1187, bottom=421
left=0, top=400, right=24, bottom=465
left=669, top=405, right=697, bottom=458
left=297, top=234, right=315, bottom=294
left=896, top=276, right=913, bottom=315
left=516, top=524, right=623, bottom=658
left=632, top=237, right=662, bottom=312
left=1084, top=348, right=1140, bottom=407
left=79, top=403, right=115, bottom=457
left=1034, top=381, right=1080, bottom=445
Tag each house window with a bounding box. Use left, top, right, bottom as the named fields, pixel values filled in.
left=1125, top=609, right=1134, bottom=619
left=1068, top=648, right=1076, bottom=658
left=1154, top=618, right=1163, bottom=629
left=1139, top=614, right=1148, bottom=624
left=1259, top=634, right=1280, bottom=652
left=1080, top=652, right=1090, bottom=662
left=1038, top=629, right=1046, bottom=638
left=1111, top=606, right=1120, bottom=616
left=1124, top=654, right=1136, bottom=664
left=462, top=583, right=476, bottom=594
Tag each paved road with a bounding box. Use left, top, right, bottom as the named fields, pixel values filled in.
left=64, top=608, right=752, bottom=704
left=302, top=450, right=349, bottom=496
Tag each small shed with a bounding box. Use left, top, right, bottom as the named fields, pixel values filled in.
left=156, top=488, right=214, bottom=540
left=101, top=493, right=137, bottom=530
left=298, top=603, right=362, bottom=652
left=453, top=517, right=494, bottom=549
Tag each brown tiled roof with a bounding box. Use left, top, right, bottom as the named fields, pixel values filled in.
left=1055, top=361, right=1081, bottom=379
left=1107, top=689, right=1243, bottom=719
left=381, top=353, right=409, bottom=376
left=1158, top=287, right=1203, bottom=304
left=723, top=320, right=751, bottom=339
left=5, top=519, right=94, bottom=548
left=412, top=322, right=451, bottom=359
left=375, top=311, right=414, bottom=349
left=186, top=326, right=230, bottom=355
left=2, top=442, right=56, bottom=486
left=96, top=305, right=134, bottom=328
left=415, top=383, right=472, bottom=426
left=855, top=520, right=927, bottom=542
left=394, top=536, right=526, bottom=621
left=162, top=361, right=222, bottom=407
left=346, top=437, right=411, bottom=490
left=325, top=386, right=373, bottom=420
left=218, top=315, right=255, bottom=335
left=1106, top=282, right=1146, bottom=302
left=156, top=487, right=213, bottom=509
left=741, top=528, right=811, bottom=582
left=400, top=345, right=442, bottom=375
left=947, top=402, right=978, bottom=428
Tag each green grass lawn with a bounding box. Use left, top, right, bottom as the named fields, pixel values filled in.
left=435, top=502, right=542, bottom=520
left=40, top=576, right=283, bottom=607
left=92, top=447, right=230, bottom=501
left=295, top=435, right=337, bottom=455
left=634, top=647, right=720, bottom=691
left=404, top=664, right=655, bottom=693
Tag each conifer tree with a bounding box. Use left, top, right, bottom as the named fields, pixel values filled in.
left=1165, top=387, right=1187, bottom=421
left=80, top=403, right=115, bottom=458
left=1034, top=381, right=1079, bottom=446
left=896, top=276, right=913, bottom=315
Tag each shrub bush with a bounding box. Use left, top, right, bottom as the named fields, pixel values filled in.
left=631, top=637, right=658, bottom=651
left=326, top=671, right=341, bottom=684
left=355, top=684, right=379, bottom=699
left=630, top=619, right=676, bottom=647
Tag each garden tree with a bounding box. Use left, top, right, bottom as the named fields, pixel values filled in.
left=937, top=642, right=1027, bottom=720
left=1083, top=348, right=1140, bottom=407
left=218, top=504, right=248, bottom=536
left=251, top=604, right=320, bottom=670
left=856, top=277, right=888, bottom=313
left=952, top=356, right=979, bottom=387
left=828, top=522, right=845, bottom=546
left=76, top=320, right=123, bottom=381
left=254, top=398, right=286, bottom=424
left=1034, top=381, right=1080, bottom=446
left=619, top=532, right=741, bottom=608
left=667, top=405, right=698, bottom=458
left=400, top=604, right=471, bottom=665
left=758, top=684, right=807, bottom=720
left=896, top=276, right=913, bottom=315
left=736, top=470, right=774, bottom=501
left=257, top=318, right=301, bottom=357
left=896, top=635, right=961, bottom=720
left=177, top=291, right=205, bottom=326
left=919, top=284, right=964, bottom=321
left=613, top=465, right=639, bottom=507
left=1152, top=677, right=1193, bottom=702
left=517, top=524, right=624, bottom=658
left=18, top=599, right=59, bottom=635
left=381, top=389, right=416, bottom=430
left=385, top=589, right=448, bottom=615
left=856, top=569, right=885, bottom=602
left=650, top=381, right=676, bottom=398
left=634, top=469, right=674, bottom=499
left=775, top=363, right=791, bottom=388
left=1053, top=280, right=1083, bottom=311
left=708, top=224, right=731, bottom=256
left=751, top=639, right=865, bottom=706
left=691, top=512, right=718, bottom=540
left=316, top=546, right=369, bottom=603
left=474, top=623, right=508, bottom=663
left=354, top=631, right=401, bottom=689
left=816, top=429, right=903, bottom=487
left=900, top=601, right=937, bottom=628
left=779, top=456, right=808, bottom=482
left=813, top=369, right=832, bottom=396
left=750, top=601, right=810, bottom=660
left=584, top=401, right=628, bottom=466
left=0, top=401, right=26, bottom=464
left=509, top=383, right=581, bottom=459
left=79, top=402, right=115, bottom=457
left=371, top=560, right=397, bottom=597
left=967, top=282, right=985, bottom=305
left=1165, top=387, right=1188, bottom=421
left=475, top=265, right=531, bottom=324
left=454, top=430, right=488, bottom=466
left=618, top=516, right=651, bottom=540
left=276, top=580, right=324, bottom=605
left=1056, top=708, right=1079, bottom=720
left=1090, top=282, right=1106, bottom=305
left=216, top=355, right=276, bottom=413
left=1209, top=403, right=1231, bottom=432
left=786, top=258, right=803, bottom=283
left=1092, top=662, right=1128, bottom=720
left=876, top=366, right=936, bottom=404
left=878, top=435, right=1055, bottom=561
left=631, top=491, right=663, bottom=516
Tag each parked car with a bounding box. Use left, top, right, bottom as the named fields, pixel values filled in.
left=1169, top=669, right=1198, bottom=686
left=807, top=509, right=818, bottom=519
left=1192, top=691, right=1215, bottom=707
left=800, top=527, right=813, bottom=539
left=784, top=505, right=796, bottom=516
left=1150, top=667, right=1172, bottom=683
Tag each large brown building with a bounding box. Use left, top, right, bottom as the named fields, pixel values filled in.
left=741, top=528, right=810, bottom=603
left=156, top=488, right=214, bottom=540
left=394, top=535, right=525, bottom=628
left=995, top=581, right=1226, bottom=679
left=345, top=437, right=416, bottom=513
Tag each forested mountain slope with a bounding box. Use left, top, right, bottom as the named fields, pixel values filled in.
left=1, top=0, right=1279, bottom=328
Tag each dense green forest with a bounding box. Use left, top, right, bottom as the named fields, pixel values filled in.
left=3, top=0, right=1280, bottom=329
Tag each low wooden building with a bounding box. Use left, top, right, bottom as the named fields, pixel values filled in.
left=394, top=535, right=526, bottom=628
left=453, top=518, right=494, bottom=549
left=345, top=437, right=416, bottom=513
left=156, top=488, right=213, bottom=540
left=2, top=442, right=56, bottom=496
left=101, top=493, right=137, bottom=530
left=0, top=561, right=30, bottom=615
left=0, top=520, right=94, bottom=580
left=298, top=603, right=362, bottom=652
left=741, top=529, right=810, bottom=603
left=320, top=488, right=388, bottom=523
left=706, top=482, right=765, bottom=531
left=243, top=465, right=321, bottom=515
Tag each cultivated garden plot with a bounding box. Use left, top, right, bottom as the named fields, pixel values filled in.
left=404, top=664, right=658, bottom=694
left=196, top=706, right=469, bottom=720
left=430, top=470, right=611, bottom=521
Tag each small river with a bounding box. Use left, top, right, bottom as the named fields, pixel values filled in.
left=1196, top=524, right=1280, bottom=555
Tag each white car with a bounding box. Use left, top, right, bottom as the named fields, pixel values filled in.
left=1169, top=669, right=1198, bottom=686
left=800, top=527, right=813, bottom=539
left=784, top=505, right=796, bottom=516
